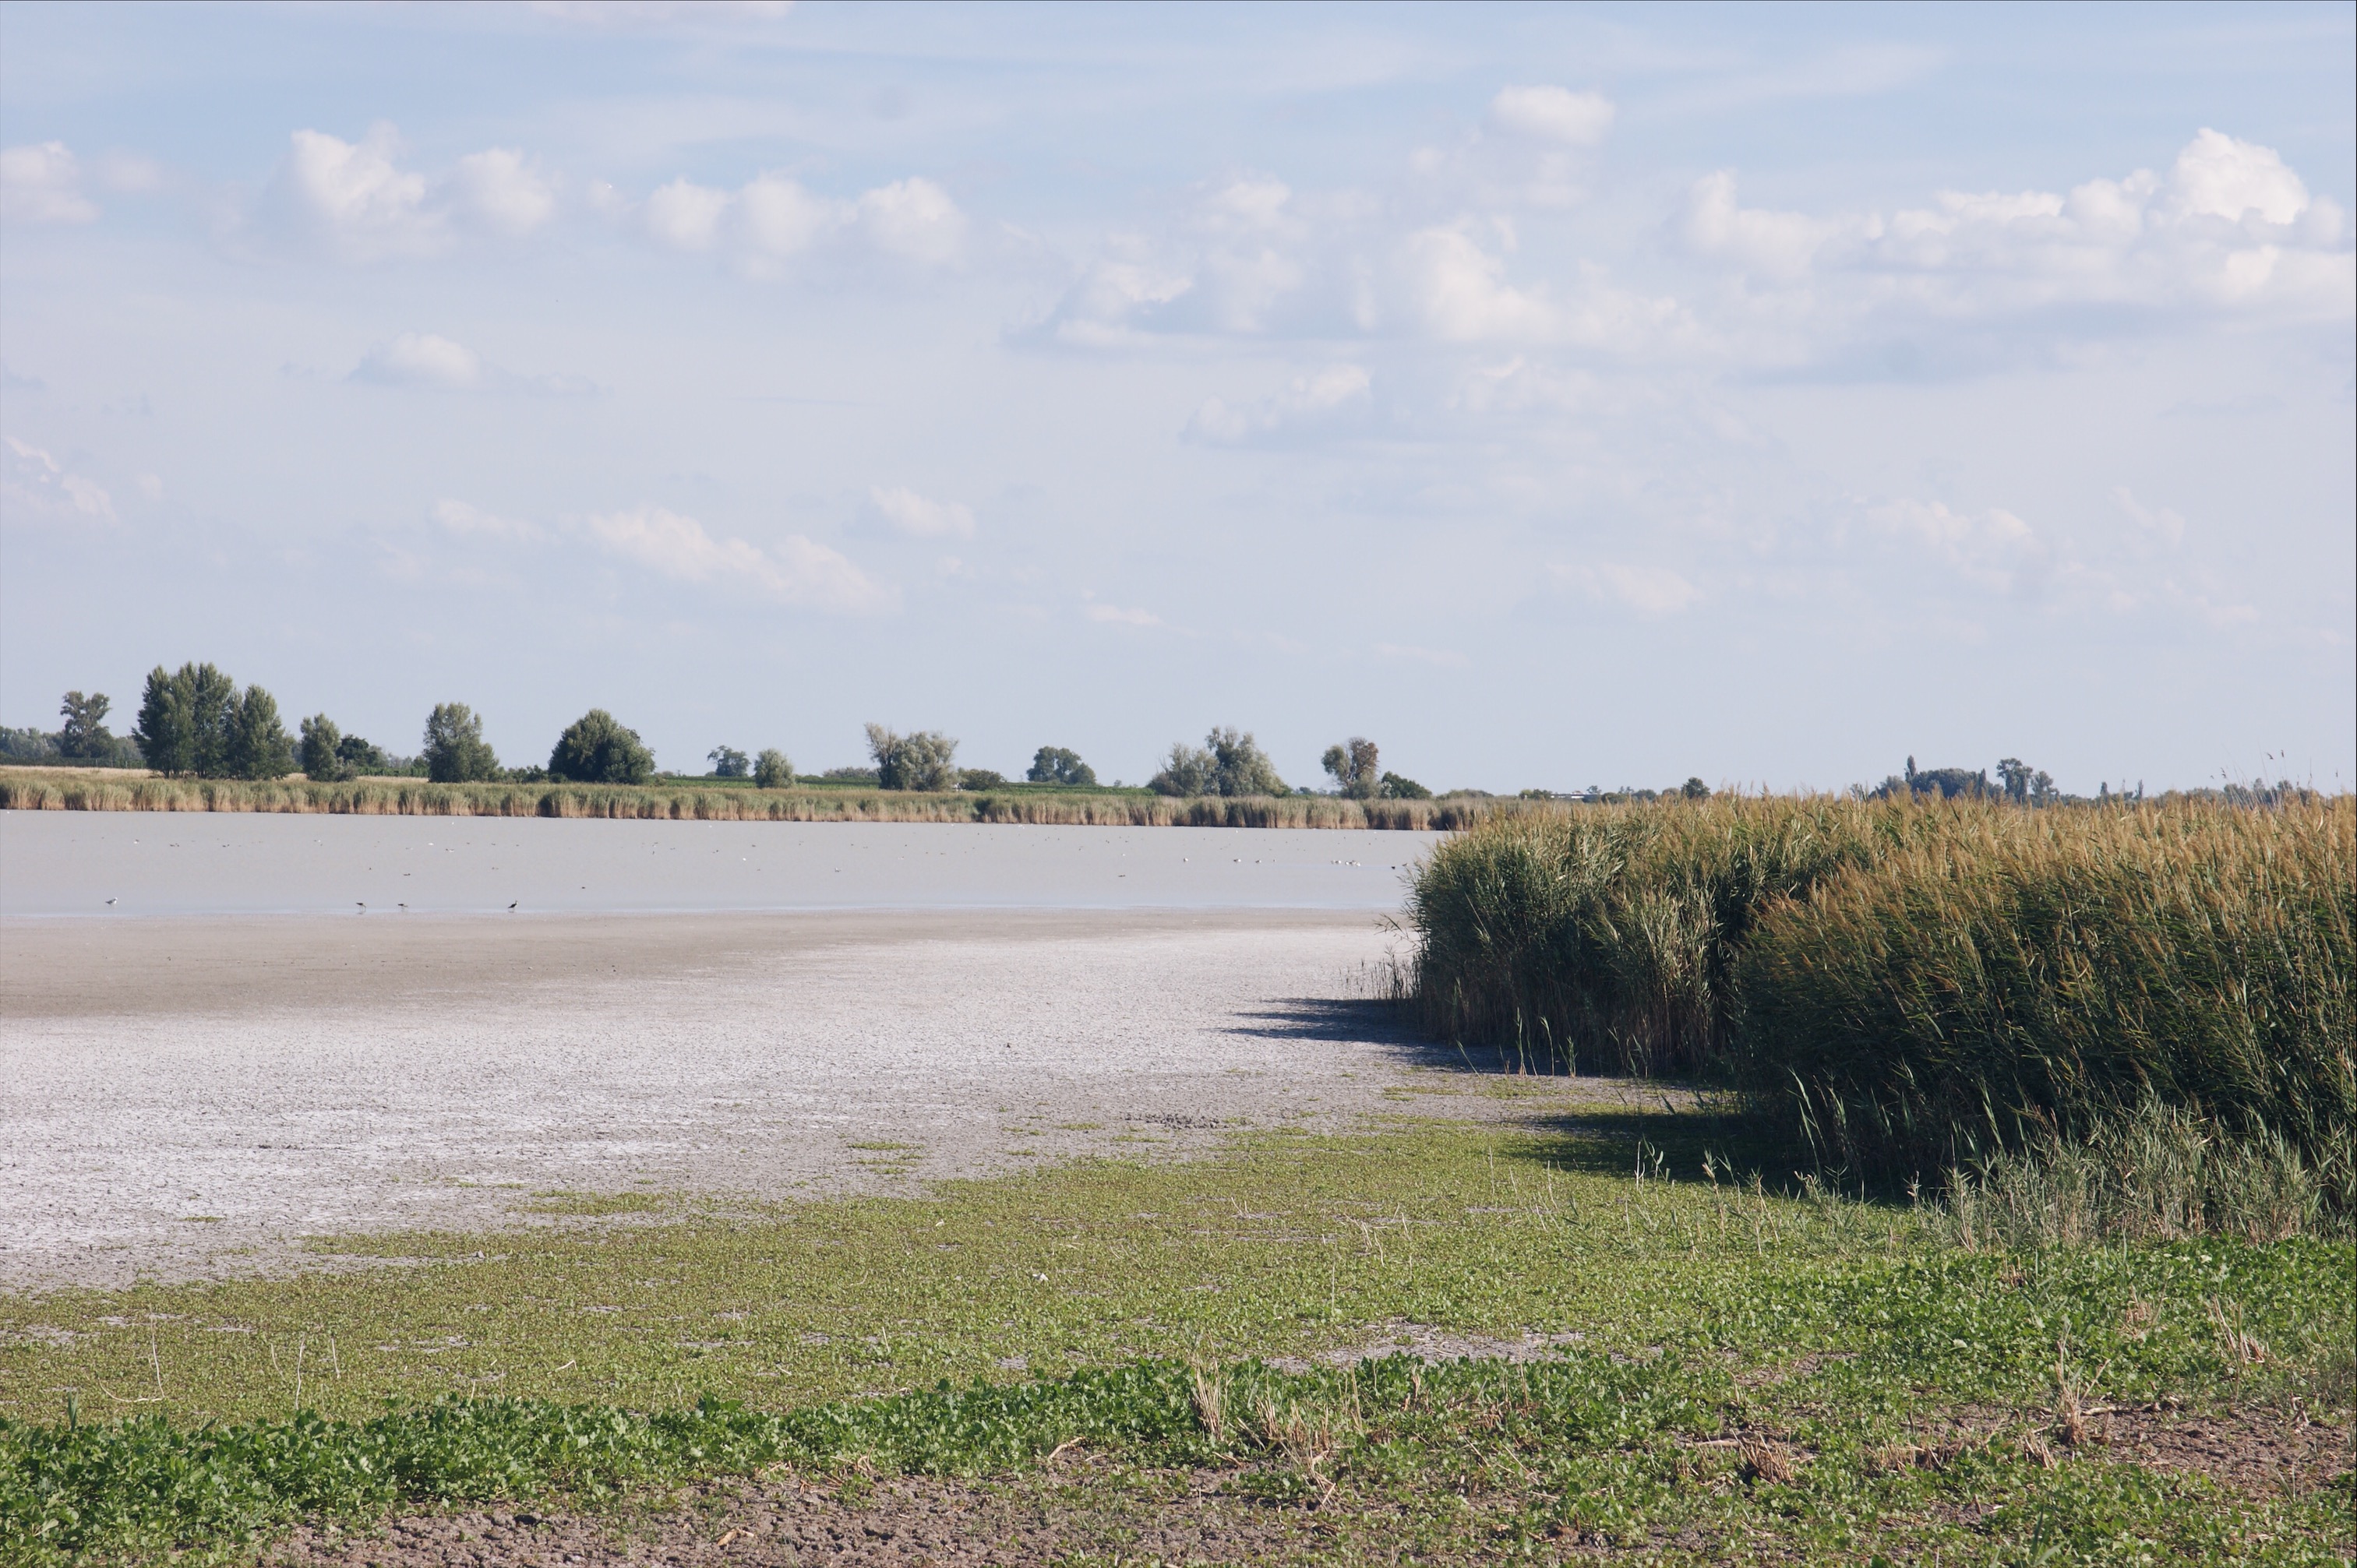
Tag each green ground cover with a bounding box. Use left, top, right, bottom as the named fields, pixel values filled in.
left=4, top=1107, right=2351, bottom=1563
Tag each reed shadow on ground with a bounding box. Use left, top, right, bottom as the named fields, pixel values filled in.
left=1229, top=999, right=1864, bottom=1198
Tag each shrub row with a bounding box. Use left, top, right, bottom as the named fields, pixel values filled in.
left=1406, top=796, right=2355, bottom=1185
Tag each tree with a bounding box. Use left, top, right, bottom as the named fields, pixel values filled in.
left=132, top=663, right=237, bottom=777
left=866, top=724, right=960, bottom=791
left=708, top=745, right=751, bottom=778
left=1149, top=741, right=1214, bottom=796
left=753, top=748, right=794, bottom=789
left=1208, top=727, right=1286, bottom=796
left=225, top=685, right=295, bottom=780
left=1321, top=737, right=1381, bottom=799
left=1153, top=728, right=1286, bottom=797
left=1027, top=745, right=1097, bottom=787
left=57, top=692, right=112, bottom=759
left=423, top=703, right=502, bottom=783
left=337, top=733, right=392, bottom=776
left=1681, top=777, right=1710, bottom=800
left=300, top=714, right=354, bottom=782
left=1378, top=771, right=1431, bottom=800
left=549, top=709, right=654, bottom=784
left=960, top=768, right=1007, bottom=791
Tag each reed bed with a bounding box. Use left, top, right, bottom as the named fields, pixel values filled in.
left=1406, top=795, right=2355, bottom=1196
left=0, top=769, right=1523, bottom=830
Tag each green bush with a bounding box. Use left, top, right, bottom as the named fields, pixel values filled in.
left=548, top=710, right=653, bottom=785
left=752, top=749, right=793, bottom=789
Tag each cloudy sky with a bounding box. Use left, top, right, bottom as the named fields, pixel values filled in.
left=2, top=2, right=2349, bottom=792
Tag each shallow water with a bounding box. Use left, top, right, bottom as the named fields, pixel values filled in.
left=0, top=811, right=1438, bottom=917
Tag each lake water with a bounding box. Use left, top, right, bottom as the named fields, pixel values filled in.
left=0, top=811, right=1441, bottom=918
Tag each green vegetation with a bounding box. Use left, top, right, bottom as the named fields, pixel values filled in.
left=1151, top=725, right=1289, bottom=797
left=0, top=766, right=1513, bottom=827
left=707, top=745, right=751, bottom=778
left=421, top=703, right=500, bottom=784
left=750, top=748, right=792, bottom=789
left=1406, top=795, right=2355, bottom=1199
left=547, top=709, right=655, bottom=786
left=1027, top=745, right=1097, bottom=787
left=865, top=723, right=960, bottom=791
left=0, top=692, right=143, bottom=770
left=129, top=664, right=295, bottom=780
left=3, top=1115, right=2348, bottom=1563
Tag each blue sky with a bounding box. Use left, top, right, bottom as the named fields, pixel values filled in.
left=2, top=1, right=2349, bottom=792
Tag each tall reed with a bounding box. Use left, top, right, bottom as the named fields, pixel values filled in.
left=1406, top=795, right=2355, bottom=1196
left=1405, top=795, right=1945, bottom=1074
left=1738, top=798, right=2354, bottom=1182
left=0, top=769, right=1527, bottom=831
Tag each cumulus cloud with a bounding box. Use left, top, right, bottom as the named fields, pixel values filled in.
left=587, top=506, right=892, bottom=611
left=1682, top=129, right=2354, bottom=329
left=0, top=142, right=99, bottom=224
left=1872, top=499, right=2048, bottom=594
left=1187, top=364, right=1373, bottom=445
left=1037, top=173, right=1685, bottom=354
left=257, top=124, right=559, bottom=260
left=450, top=148, right=557, bottom=237
left=618, top=171, right=966, bottom=273
left=352, top=333, right=481, bottom=387
left=1487, top=86, right=1614, bottom=146
left=1554, top=562, right=1700, bottom=615
left=866, top=485, right=976, bottom=539
left=3, top=435, right=115, bottom=522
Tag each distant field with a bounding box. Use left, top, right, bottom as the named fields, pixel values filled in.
left=0, top=768, right=1524, bottom=830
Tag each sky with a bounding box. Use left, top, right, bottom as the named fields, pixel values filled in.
left=1, top=1, right=2350, bottom=795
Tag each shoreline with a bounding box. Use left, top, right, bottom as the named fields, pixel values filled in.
left=0, top=767, right=1529, bottom=829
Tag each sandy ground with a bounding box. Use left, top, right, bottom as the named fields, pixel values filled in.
left=0, top=907, right=1480, bottom=1291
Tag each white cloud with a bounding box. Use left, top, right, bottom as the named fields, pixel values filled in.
left=642, top=177, right=732, bottom=250
left=451, top=148, right=556, bottom=237
left=1085, top=601, right=1162, bottom=627
left=620, top=170, right=965, bottom=273
left=1682, top=129, right=2355, bottom=332
left=353, top=333, right=481, bottom=387
left=2109, top=487, right=2186, bottom=548
left=0, top=142, right=99, bottom=224
left=1554, top=562, right=1700, bottom=615
left=433, top=498, right=541, bottom=541
left=272, top=125, right=444, bottom=260
left=855, top=178, right=966, bottom=266
left=587, top=506, right=892, bottom=612
left=1872, top=499, right=2048, bottom=594
left=866, top=485, right=976, bottom=539
left=1187, top=363, right=1373, bottom=445
left=1487, top=86, right=1614, bottom=146
left=3, top=435, right=115, bottom=522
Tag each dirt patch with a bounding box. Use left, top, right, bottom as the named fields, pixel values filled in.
left=1266, top=1318, right=1589, bottom=1372
left=268, top=1468, right=1331, bottom=1567
left=1897, top=1401, right=2353, bottom=1499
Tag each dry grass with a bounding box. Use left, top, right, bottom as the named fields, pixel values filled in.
left=0, top=768, right=1536, bottom=830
